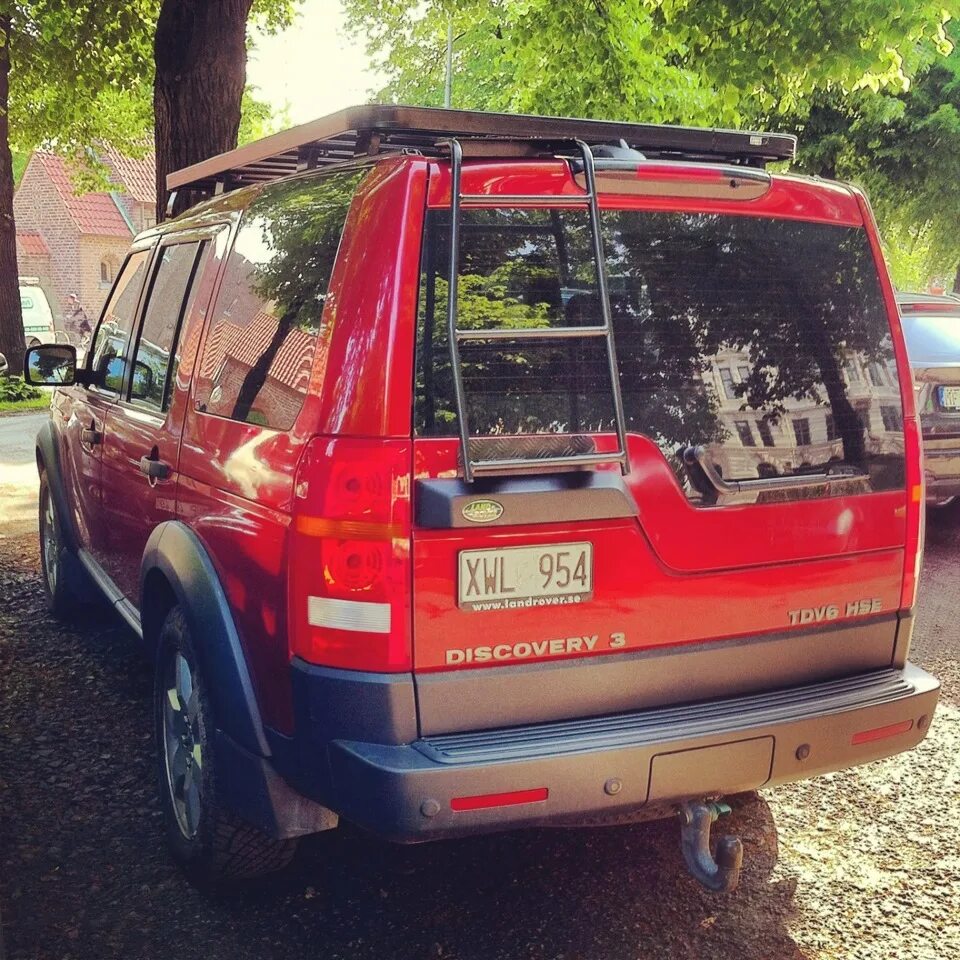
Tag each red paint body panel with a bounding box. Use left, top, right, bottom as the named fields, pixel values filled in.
left=412, top=517, right=903, bottom=672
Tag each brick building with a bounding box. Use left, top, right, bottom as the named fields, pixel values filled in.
left=13, top=149, right=156, bottom=333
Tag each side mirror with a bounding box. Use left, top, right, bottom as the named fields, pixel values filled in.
left=130, top=360, right=155, bottom=400
left=24, top=344, right=77, bottom=386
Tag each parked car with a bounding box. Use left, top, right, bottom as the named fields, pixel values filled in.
left=897, top=292, right=960, bottom=507
left=19, top=278, right=56, bottom=347
left=0, top=351, right=8, bottom=377
left=25, top=106, right=938, bottom=890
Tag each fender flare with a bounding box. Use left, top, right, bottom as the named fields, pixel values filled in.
left=140, top=521, right=271, bottom=759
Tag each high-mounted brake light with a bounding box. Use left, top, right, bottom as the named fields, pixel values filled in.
left=289, top=438, right=412, bottom=671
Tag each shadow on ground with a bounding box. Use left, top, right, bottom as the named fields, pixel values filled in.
left=0, top=533, right=804, bottom=960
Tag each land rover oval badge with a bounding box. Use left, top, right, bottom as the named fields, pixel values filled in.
left=462, top=499, right=504, bottom=523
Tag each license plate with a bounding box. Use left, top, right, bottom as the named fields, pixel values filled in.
left=939, top=385, right=960, bottom=410
left=458, top=542, right=593, bottom=611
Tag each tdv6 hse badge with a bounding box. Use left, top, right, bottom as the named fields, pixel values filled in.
left=788, top=597, right=882, bottom=626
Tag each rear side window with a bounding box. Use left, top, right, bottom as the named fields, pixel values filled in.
left=416, top=208, right=904, bottom=497
left=129, top=241, right=210, bottom=411
left=194, top=169, right=365, bottom=429
left=89, top=250, right=152, bottom=392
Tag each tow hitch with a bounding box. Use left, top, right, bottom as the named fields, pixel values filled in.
left=677, top=800, right=743, bottom=892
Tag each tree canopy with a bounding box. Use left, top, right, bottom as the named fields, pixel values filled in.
left=345, top=0, right=954, bottom=126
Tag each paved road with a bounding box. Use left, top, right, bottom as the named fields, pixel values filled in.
left=0, top=412, right=47, bottom=537
left=0, top=440, right=957, bottom=958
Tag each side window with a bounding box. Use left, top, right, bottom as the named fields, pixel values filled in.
left=194, top=169, right=365, bottom=430
left=129, top=241, right=208, bottom=411
left=89, top=250, right=152, bottom=392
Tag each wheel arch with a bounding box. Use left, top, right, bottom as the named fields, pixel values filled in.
left=141, top=521, right=271, bottom=759
left=35, top=418, right=79, bottom=553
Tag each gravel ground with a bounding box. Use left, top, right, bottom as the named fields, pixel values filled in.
left=0, top=503, right=957, bottom=960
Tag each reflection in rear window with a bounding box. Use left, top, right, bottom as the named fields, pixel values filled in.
left=415, top=208, right=904, bottom=496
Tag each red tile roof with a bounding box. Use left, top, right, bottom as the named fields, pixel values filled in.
left=103, top=148, right=156, bottom=205
left=35, top=152, right=131, bottom=237
left=16, top=231, right=49, bottom=257
left=200, top=310, right=316, bottom=392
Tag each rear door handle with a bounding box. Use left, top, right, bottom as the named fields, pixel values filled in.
left=80, top=427, right=102, bottom=445
left=139, top=456, right=171, bottom=481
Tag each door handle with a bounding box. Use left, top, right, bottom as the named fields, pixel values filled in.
left=139, top=456, right=171, bottom=481
left=80, top=427, right=102, bottom=445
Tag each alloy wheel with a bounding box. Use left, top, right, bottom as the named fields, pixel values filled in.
left=162, top=651, right=204, bottom=839
left=40, top=487, right=58, bottom=595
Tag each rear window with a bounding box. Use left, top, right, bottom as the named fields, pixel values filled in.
left=415, top=208, right=905, bottom=496
left=900, top=314, right=960, bottom=366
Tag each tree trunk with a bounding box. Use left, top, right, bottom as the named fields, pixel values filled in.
left=952, top=262, right=960, bottom=295
left=0, top=14, right=24, bottom=376
left=154, top=0, right=254, bottom=222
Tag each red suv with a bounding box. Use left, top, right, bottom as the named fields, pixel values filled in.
left=25, top=106, right=939, bottom=889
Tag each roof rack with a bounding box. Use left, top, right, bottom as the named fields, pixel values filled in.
left=166, top=104, right=797, bottom=197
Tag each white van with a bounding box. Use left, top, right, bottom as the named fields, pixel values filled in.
left=19, top=278, right=56, bottom=346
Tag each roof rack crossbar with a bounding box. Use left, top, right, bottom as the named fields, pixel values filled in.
left=166, top=104, right=796, bottom=196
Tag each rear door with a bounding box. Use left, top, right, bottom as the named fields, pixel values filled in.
left=411, top=164, right=911, bottom=732
left=99, top=230, right=227, bottom=601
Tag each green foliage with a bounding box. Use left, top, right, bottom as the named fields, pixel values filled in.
left=344, top=0, right=955, bottom=126
left=790, top=21, right=960, bottom=290
left=0, top=374, right=43, bottom=402
left=8, top=1, right=299, bottom=163
left=7, top=1, right=159, bottom=157
left=239, top=86, right=291, bottom=145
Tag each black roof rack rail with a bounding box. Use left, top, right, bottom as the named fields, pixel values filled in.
left=166, top=104, right=797, bottom=196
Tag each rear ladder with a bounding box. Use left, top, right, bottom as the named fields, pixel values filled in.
left=441, top=138, right=631, bottom=482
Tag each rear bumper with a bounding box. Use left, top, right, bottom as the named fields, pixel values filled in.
left=325, top=663, right=938, bottom=841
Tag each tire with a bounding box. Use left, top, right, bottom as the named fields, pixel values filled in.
left=154, top=606, right=298, bottom=884
left=38, top=470, right=88, bottom=619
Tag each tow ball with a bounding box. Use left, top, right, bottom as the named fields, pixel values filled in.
left=677, top=800, right=744, bottom=892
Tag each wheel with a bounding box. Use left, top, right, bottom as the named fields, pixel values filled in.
left=155, top=606, right=298, bottom=884
left=38, top=471, right=88, bottom=618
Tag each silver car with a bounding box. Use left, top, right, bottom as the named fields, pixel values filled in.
left=897, top=293, right=960, bottom=507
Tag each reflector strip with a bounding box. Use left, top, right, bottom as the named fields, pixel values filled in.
left=851, top=719, right=914, bottom=745
left=295, top=516, right=402, bottom=539
left=307, top=596, right=391, bottom=634
left=450, top=787, right=549, bottom=811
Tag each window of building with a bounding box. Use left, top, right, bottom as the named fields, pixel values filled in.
left=737, top=365, right=751, bottom=383
left=825, top=413, right=839, bottom=441
left=88, top=250, right=152, bottom=393
left=719, top=367, right=737, bottom=399
left=881, top=405, right=903, bottom=432
left=845, top=358, right=861, bottom=383
left=756, top=419, right=775, bottom=447
left=129, top=241, right=209, bottom=411
left=194, top=169, right=365, bottom=430
left=792, top=417, right=811, bottom=446
left=867, top=361, right=885, bottom=387
left=734, top=420, right=756, bottom=446
left=100, top=258, right=115, bottom=286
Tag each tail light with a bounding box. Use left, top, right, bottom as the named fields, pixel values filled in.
left=900, top=417, right=924, bottom=611
left=289, top=438, right=412, bottom=671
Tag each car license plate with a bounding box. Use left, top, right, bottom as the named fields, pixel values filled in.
left=458, top=542, right=593, bottom=611
left=938, top=385, right=960, bottom=411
